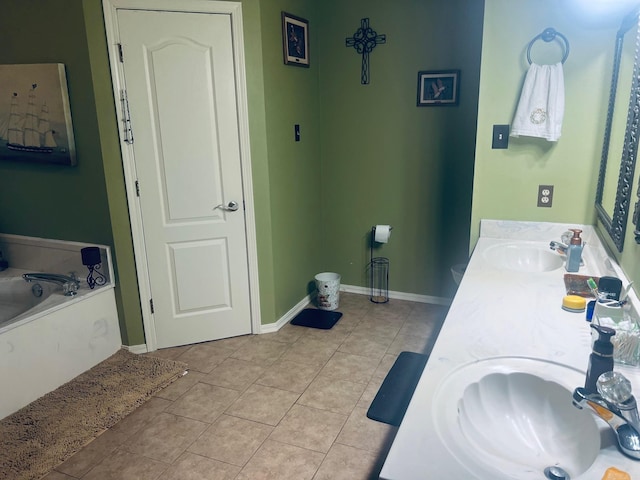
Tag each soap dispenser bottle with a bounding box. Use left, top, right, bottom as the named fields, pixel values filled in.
left=585, top=324, right=616, bottom=394
left=565, top=228, right=583, bottom=272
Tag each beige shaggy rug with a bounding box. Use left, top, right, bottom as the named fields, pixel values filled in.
left=0, top=349, right=187, bottom=480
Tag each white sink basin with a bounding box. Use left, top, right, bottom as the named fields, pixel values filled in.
left=432, top=357, right=601, bottom=480
left=483, top=242, right=564, bottom=272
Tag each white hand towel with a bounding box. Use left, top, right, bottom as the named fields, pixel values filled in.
left=510, top=62, right=564, bottom=142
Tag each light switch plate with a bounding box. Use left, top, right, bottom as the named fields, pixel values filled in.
left=492, top=124, right=509, bottom=149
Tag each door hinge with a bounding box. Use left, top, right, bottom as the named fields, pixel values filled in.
left=120, top=89, right=134, bottom=144
left=117, top=43, right=124, bottom=63
left=150, top=298, right=154, bottom=314
left=135, top=180, right=140, bottom=197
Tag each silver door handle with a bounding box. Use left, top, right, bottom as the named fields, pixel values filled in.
left=214, top=201, right=239, bottom=212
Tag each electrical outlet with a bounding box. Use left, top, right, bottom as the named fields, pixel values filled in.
left=537, top=185, right=554, bottom=207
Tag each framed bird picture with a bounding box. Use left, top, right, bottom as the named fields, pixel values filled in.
left=417, top=70, right=460, bottom=106
left=282, top=12, right=310, bottom=68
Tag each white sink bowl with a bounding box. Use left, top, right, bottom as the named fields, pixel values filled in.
left=432, top=357, right=601, bottom=480
left=483, top=243, right=564, bottom=272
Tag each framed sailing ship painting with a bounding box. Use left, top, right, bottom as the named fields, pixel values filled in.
left=0, top=64, right=76, bottom=166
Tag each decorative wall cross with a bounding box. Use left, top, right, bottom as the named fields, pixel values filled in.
left=345, top=18, right=386, bottom=85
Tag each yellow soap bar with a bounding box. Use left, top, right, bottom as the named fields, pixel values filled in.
left=602, top=467, right=631, bottom=480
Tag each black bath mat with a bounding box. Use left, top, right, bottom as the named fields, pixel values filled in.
left=290, top=308, right=343, bottom=330
left=367, top=351, right=429, bottom=426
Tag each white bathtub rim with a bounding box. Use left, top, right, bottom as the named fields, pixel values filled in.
left=0, top=282, right=115, bottom=335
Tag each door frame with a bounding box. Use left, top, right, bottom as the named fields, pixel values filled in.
left=102, top=0, right=261, bottom=351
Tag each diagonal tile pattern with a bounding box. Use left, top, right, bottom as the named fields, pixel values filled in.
left=44, top=293, right=447, bottom=480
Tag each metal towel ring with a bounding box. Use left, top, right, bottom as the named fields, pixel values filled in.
left=526, top=27, right=570, bottom=64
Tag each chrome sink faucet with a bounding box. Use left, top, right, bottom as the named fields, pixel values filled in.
left=23, top=272, right=80, bottom=296
left=573, top=371, right=640, bottom=460
left=549, top=230, right=573, bottom=253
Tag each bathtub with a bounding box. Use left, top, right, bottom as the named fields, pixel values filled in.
left=0, top=235, right=121, bottom=420
left=0, top=276, right=59, bottom=327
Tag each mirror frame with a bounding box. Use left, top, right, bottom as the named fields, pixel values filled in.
left=633, top=9, right=640, bottom=244
left=595, top=7, right=640, bottom=252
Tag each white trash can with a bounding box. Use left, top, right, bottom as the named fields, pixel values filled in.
left=315, top=272, right=341, bottom=310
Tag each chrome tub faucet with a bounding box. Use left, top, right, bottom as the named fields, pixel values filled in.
left=23, top=272, right=80, bottom=296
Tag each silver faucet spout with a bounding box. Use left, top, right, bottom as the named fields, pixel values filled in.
left=550, top=231, right=574, bottom=253
left=573, top=388, right=630, bottom=430
left=573, top=383, right=640, bottom=459
left=23, top=273, right=80, bottom=296
left=549, top=240, right=568, bottom=253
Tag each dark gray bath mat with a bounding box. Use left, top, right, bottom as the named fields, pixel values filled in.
left=290, top=308, right=342, bottom=329
left=367, top=351, right=429, bottom=426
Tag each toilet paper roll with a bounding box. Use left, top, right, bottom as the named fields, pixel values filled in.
left=374, top=225, right=392, bottom=243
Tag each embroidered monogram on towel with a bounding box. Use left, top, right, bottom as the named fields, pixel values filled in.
left=511, top=63, right=565, bottom=142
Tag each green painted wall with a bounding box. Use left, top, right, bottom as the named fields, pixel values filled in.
left=0, top=0, right=485, bottom=346
left=82, top=0, right=143, bottom=344
left=15, top=1, right=639, bottom=347
left=239, top=0, right=278, bottom=327
left=0, top=0, right=277, bottom=345
left=0, top=1, right=140, bottom=341
left=80, top=0, right=289, bottom=335
left=471, top=0, right=621, bottom=246
left=318, top=0, right=484, bottom=298
left=260, top=0, right=324, bottom=319
left=473, top=0, right=640, bottom=300
left=0, top=1, right=112, bottom=243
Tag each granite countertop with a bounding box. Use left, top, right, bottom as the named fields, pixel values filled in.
left=380, top=220, right=640, bottom=480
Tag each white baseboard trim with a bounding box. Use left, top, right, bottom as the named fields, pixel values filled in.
left=127, top=287, right=450, bottom=344
left=340, top=284, right=452, bottom=306
left=259, top=293, right=313, bottom=334
left=123, top=343, right=148, bottom=354
left=258, top=285, right=452, bottom=333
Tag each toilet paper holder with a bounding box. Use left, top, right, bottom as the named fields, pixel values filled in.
left=372, top=224, right=392, bottom=244
left=369, top=225, right=392, bottom=304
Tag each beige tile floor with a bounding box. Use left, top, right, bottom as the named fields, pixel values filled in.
left=44, top=293, right=447, bottom=480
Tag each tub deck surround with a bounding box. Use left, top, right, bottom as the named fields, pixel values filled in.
left=380, top=220, right=640, bottom=480
left=0, top=267, right=112, bottom=333
left=0, top=234, right=121, bottom=420
left=0, top=233, right=114, bottom=282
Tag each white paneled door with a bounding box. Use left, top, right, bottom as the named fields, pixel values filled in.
left=116, top=8, right=252, bottom=348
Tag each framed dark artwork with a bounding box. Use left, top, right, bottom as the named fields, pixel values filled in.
left=0, top=63, right=76, bottom=166
left=417, top=70, right=460, bottom=106
left=282, top=12, right=309, bottom=68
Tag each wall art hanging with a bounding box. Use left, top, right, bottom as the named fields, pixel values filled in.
left=282, top=12, right=310, bottom=67
left=345, top=18, right=386, bottom=85
left=0, top=63, right=76, bottom=166
left=417, top=70, right=460, bottom=107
